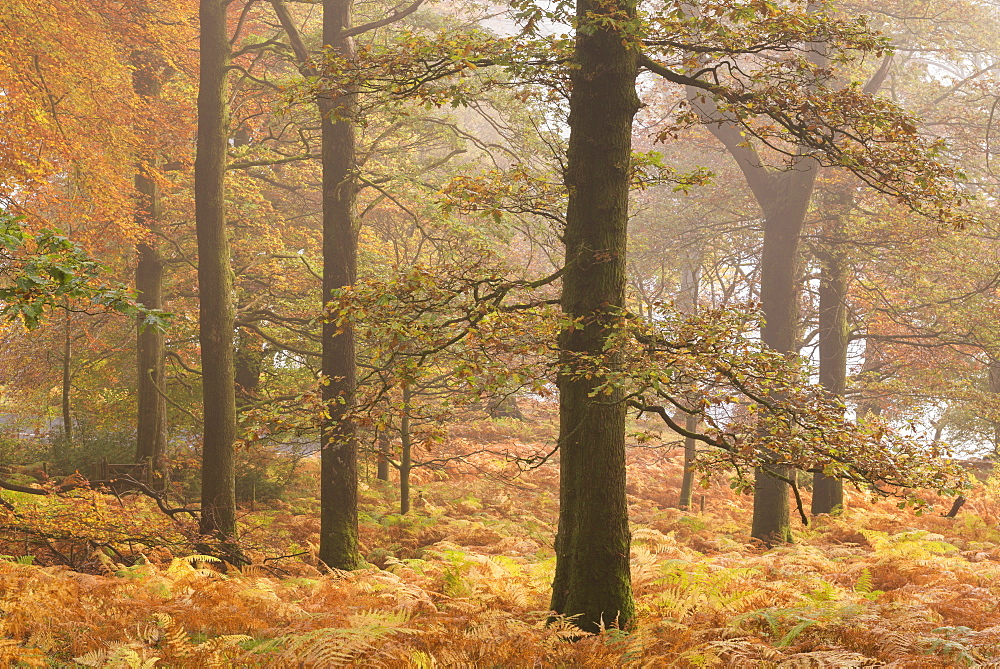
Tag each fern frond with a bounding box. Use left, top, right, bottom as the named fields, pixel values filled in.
left=276, top=608, right=417, bottom=666
left=854, top=568, right=874, bottom=594
left=155, top=614, right=195, bottom=659
left=239, top=564, right=268, bottom=578
left=72, top=649, right=107, bottom=667
left=781, top=649, right=879, bottom=667
left=408, top=649, right=437, bottom=668
left=180, top=554, right=223, bottom=564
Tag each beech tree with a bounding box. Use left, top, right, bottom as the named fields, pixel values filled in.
left=635, top=0, right=975, bottom=544
left=549, top=0, right=640, bottom=632
left=195, top=0, right=238, bottom=542
left=316, top=0, right=364, bottom=572
left=131, top=47, right=170, bottom=482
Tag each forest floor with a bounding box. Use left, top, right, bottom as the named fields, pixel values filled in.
left=2, top=408, right=1000, bottom=666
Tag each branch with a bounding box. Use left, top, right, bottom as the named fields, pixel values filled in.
left=230, top=0, right=261, bottom=45
left=166, top=350, right=202, bottom=376
left=231, top=38, right=288, bottom=60
left=228, top=153, right=319, bottom=171
left=627, top=400, right=732, bottom=450
left=338, top=0, right=425, bottom=39
left=225, top=63, right=282, bottom=90
left=0, top=479, right=48, bottom=495
left=111, top=477, right=200, bottom=521
left=862, top=53, right=893, bottom=96
left=642, top=54, right=782, bottom=202
left=149, top=365, right=203, bottom=425
left=269, top=0, right=315, bottom=73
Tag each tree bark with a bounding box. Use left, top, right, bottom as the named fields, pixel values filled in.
left=749, top=171, right=815, bottom=544
left=812, top=214, right=849, bottom=515
left=677, top=258, right=700, bottom=510
left=318, top=0, right=362, bottom=570
left=195, top=0, right=238, bottom=541
left=549, top=0, right=639, bottom=633
left=376, top=431, right=390, bottom=482
left=684, top=0, right=827, bottom=545
left=132, top=51, right=168, bottom=482
left=61, top=306, right=72, bottom=446
left=399, top=384, right=412, bottom=515
left=234, top=327, right=265, bottom=405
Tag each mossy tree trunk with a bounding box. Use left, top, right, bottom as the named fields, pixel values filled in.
left=317, top=0, right=362, bottom=570
left=549, top=0, right=639, bottom=633
left=195, top=0, right=238, bottom=541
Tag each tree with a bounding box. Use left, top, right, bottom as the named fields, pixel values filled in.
left=548, top=0, right=640, bottom=632
left=635, top=0, right=972, bottom=543
left=266, top=0, right=366, bottom=570
left=132, top=47, right=170, bottom=482
left=316, top=0, right=364, bottom=571
left=810, top=187, right=850, bottom=515
left=676, top=256, right=701, bottom=510
left=325, top=243, right=553, bottom=516
left=679, top=1, right=827, bottom=543
left=195, top=0, right=238, bottom=543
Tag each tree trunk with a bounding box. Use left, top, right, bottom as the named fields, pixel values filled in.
left=693, top=130, right=814, bottom=547
left=234, top=327, right=265, bottom=405
left=549, top=0, right=639, bottom=633
left=749, top=176, right=815, bottom=544
left=399, top=385, right=412, bottom=515
left=376, top=431, right=390, bottom=482
left=988, top=359, right=1000, bottom=456
left=678, top=414, right=698, bottom=510
left=132, top=51, right=168, bottom=482
left=61, top=306, right=72, bottom=446
left=135, top=182, right=167, bottom=480
left=677, top=258, right=700, bottom=509
left=812, top=217, right=849, bottom=515
left=686, top=0, right=827, bottom=545
left=195, top=0, right=238, bottom=541
left=317, top=0, right=362, bottom=570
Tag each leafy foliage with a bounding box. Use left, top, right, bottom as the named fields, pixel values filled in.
left=0, top=213, right=166, bottom=329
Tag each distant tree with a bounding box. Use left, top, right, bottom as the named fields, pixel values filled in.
left=131, top=45, right=171, bottom=482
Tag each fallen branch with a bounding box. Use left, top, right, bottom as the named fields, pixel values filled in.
left=0, top=479, right=48, bottom=495
left=107, top=476, right=200, bottom=521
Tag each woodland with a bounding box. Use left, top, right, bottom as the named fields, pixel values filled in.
left=3, top=0, right=1000, bottom=665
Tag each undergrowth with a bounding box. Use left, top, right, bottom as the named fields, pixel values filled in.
left=1, top=408, right=1000, bottom=666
